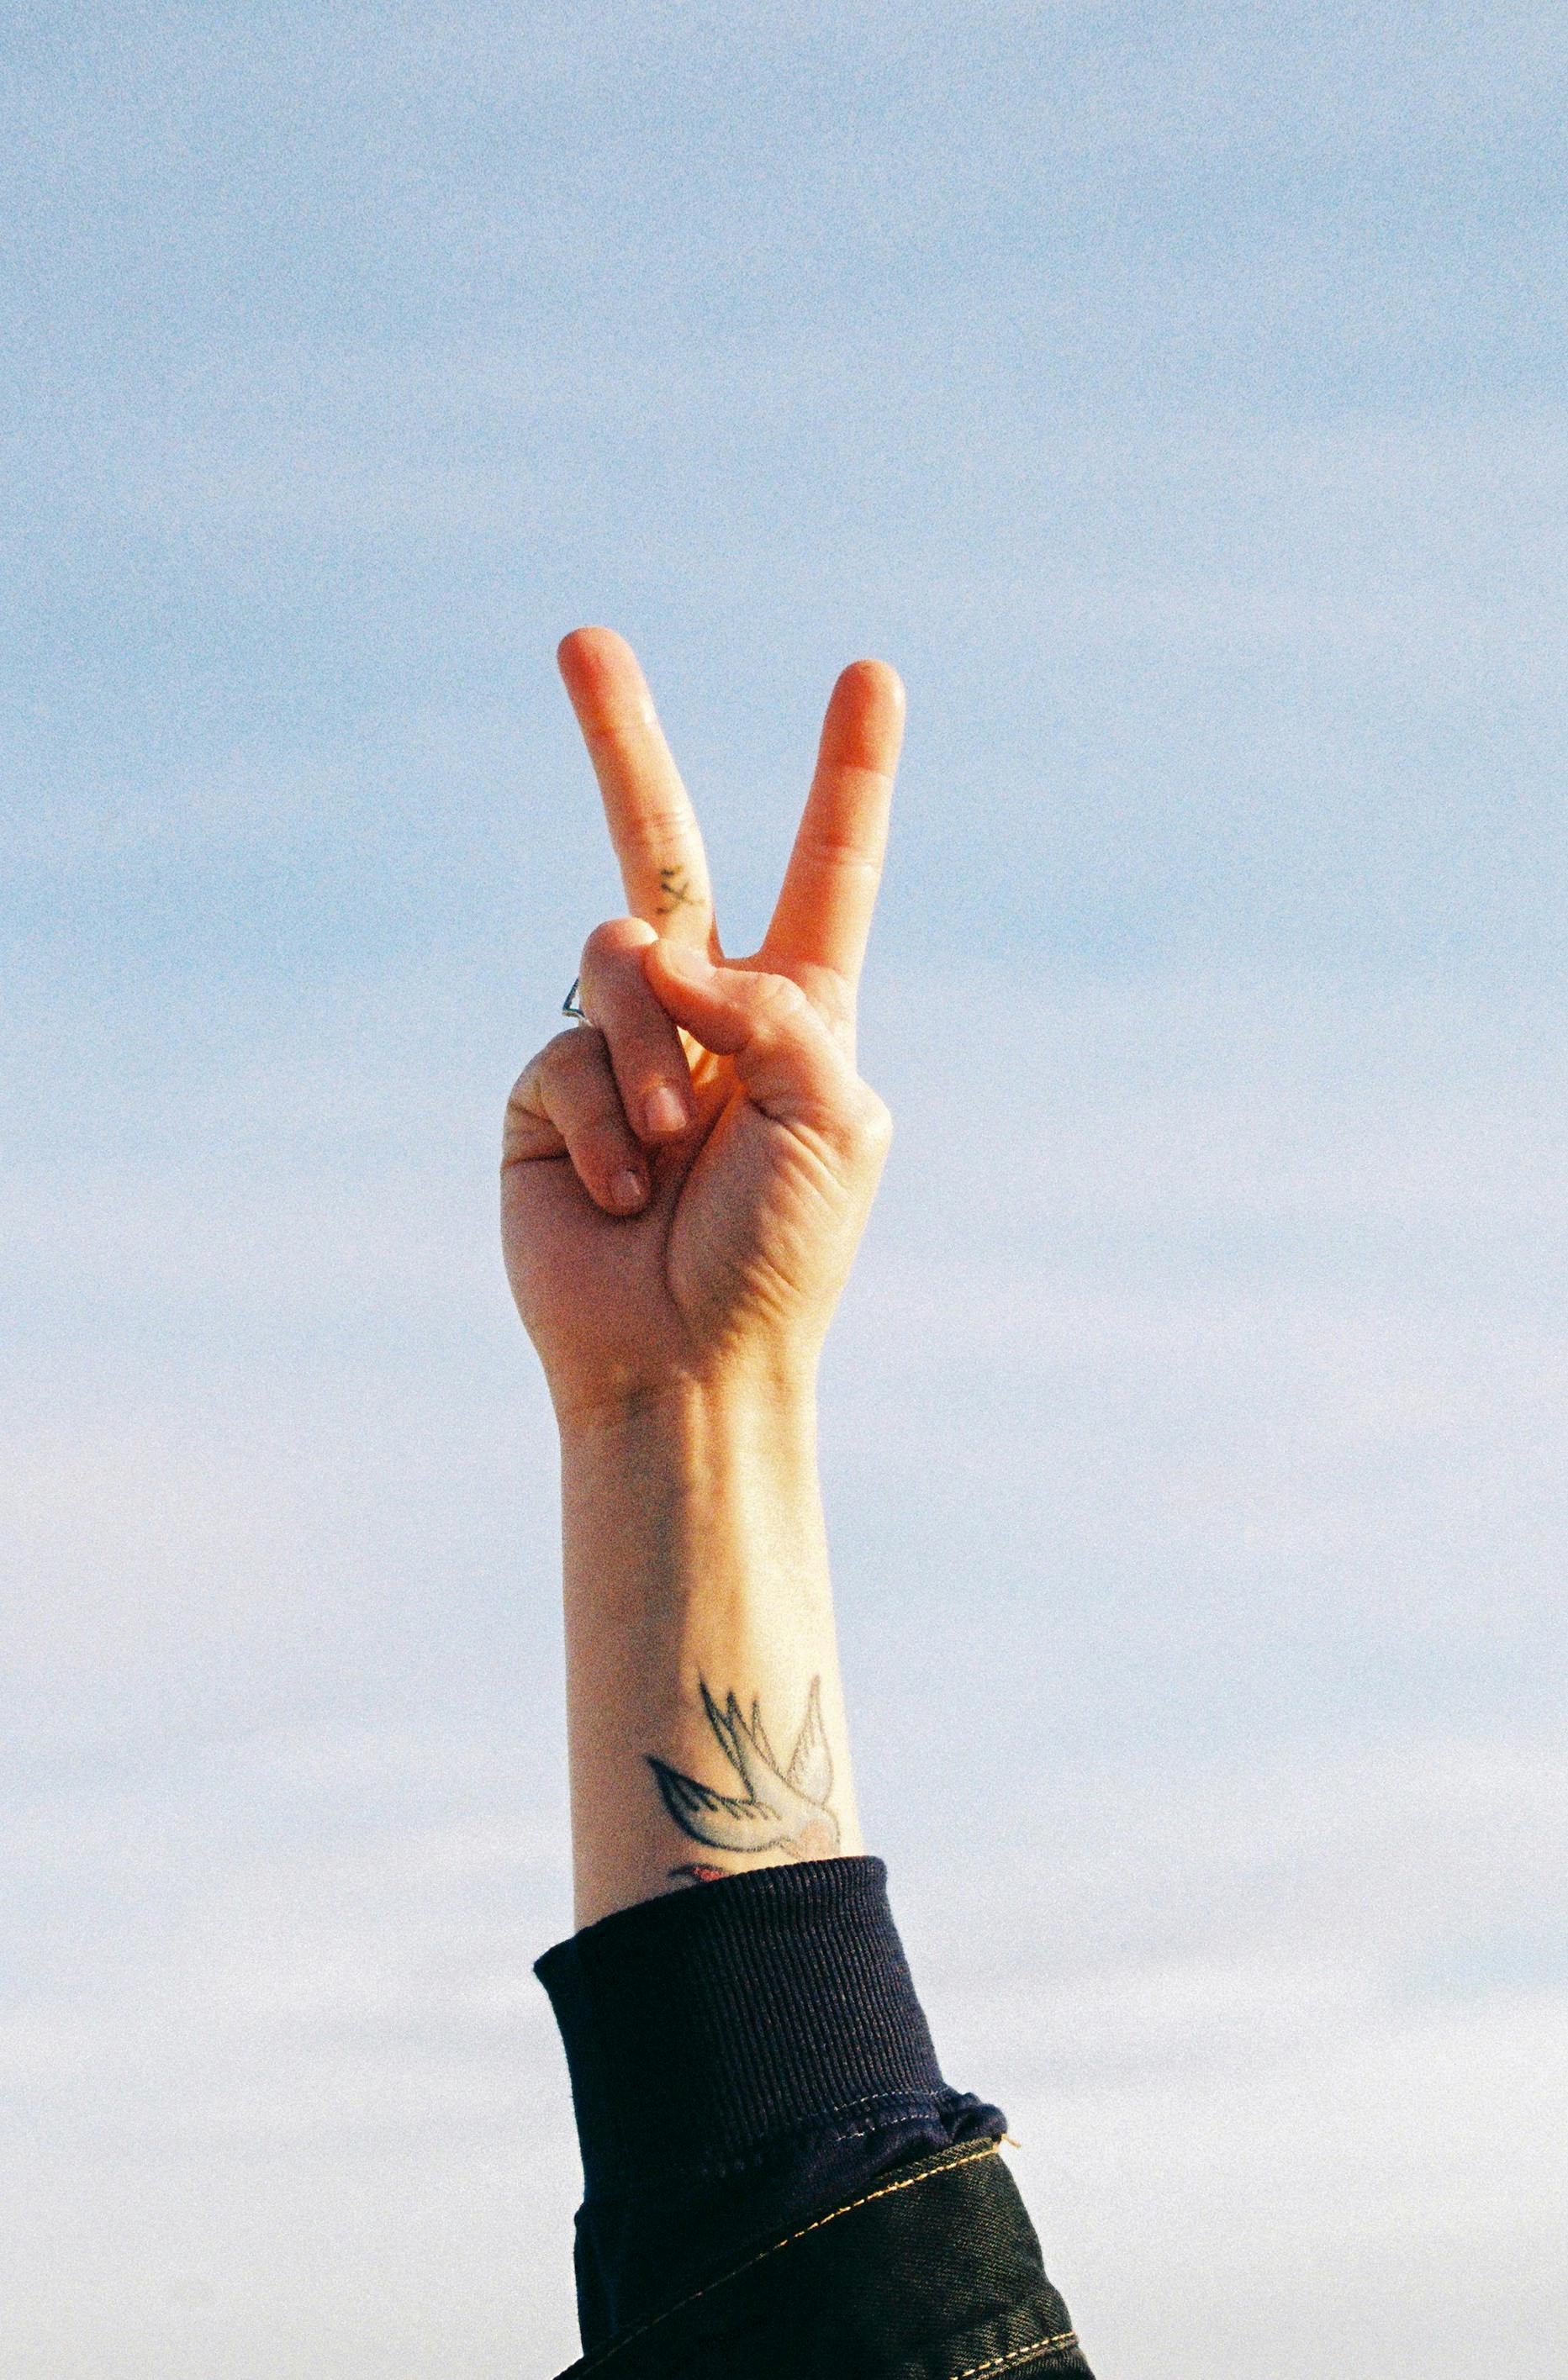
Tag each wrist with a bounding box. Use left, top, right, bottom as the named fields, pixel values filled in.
left=556, top=1361, right=854, bottom=1928
left=558, top=1371, right=824, bottom=1594
left=553, top=1356, right=820, bottom=1457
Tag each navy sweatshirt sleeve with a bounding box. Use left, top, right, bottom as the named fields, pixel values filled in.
left=535, top=1856, right=1007, bottom=2354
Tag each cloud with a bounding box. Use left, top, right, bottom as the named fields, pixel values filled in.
left=822, top=975, right=1568, bottom=1754
left=900, top=1729, right=1568, bottom=2380
left=0, top=1724, right=581, bottom=2377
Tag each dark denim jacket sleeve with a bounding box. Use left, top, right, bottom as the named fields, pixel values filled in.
left=536, top=1857, right=1094, bottom=2380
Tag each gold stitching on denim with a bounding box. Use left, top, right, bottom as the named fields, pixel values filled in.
left=575, top=2139, right=1001, bottom=2372
left=950, top=2328, right=1082, bottom=2377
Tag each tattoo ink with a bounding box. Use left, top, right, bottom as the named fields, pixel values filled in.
left=656, top=865, right=701, bottom=915
left=651, top=1677, right=840, bottom=1881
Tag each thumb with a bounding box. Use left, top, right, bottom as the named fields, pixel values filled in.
left=643, top=942, right=863, bottom=1134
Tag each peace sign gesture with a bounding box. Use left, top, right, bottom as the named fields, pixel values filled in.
left=502, top=627, right=904, bottom=1428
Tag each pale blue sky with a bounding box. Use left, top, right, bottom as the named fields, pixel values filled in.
left=4, top=8, right=1566, bottom=2374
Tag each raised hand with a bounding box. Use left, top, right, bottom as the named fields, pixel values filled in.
left=502, top=627, right=904, bottom=1427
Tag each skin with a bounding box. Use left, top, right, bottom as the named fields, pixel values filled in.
left=503, top=627, right=904, bottom=1928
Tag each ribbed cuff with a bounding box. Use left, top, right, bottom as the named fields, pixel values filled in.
left=535, top=1857, right=953, bottom=2199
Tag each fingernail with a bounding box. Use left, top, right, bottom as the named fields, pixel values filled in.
left=611, top=1169, right=646, bottom=1210
left=642, top=1086, right=689, bottom=1140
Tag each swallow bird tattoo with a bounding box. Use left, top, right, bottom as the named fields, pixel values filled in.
left=650, top=1677, right=840, bottom=1877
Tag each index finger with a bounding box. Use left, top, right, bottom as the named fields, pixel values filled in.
left=761, top=659, right=904, bottom=989
left=557, top=626, right=716, bottom=948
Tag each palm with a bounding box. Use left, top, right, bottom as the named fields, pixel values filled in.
left=503, top=633, right=901, bottom=1412
left=663, top=1043, right=840, bottom=1322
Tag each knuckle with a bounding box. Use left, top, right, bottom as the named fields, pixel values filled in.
left=857, top=1086, right=895, bottom=1150
left=503, top=1060, right=564, bottom=1166
left=831, top=1083, right=892, bottom=1161
left=626, top=801, right=698, bottom=854
left=802, top=1079, right=890, bottom=1167
left=579, top=920, right=622, bottom=973
left=581, top=916, right=654, bottom=973
left=581, top=924, right=668, bottom=1031
left=505, top=1048, right=557, bottom=1115
left=540, top=1025, right=602, bottom=1082
left=574, top=1115, right=633, bottom=1172
left=797, top=825, right=879, bottom=874
left=752, top=970, right=810, bottom=1023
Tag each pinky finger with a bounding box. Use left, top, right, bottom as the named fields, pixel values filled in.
left=502, top=1030, right=650, bottom=1215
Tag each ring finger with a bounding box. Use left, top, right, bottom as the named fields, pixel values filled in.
left=577, top=916, right=695, bottom=1144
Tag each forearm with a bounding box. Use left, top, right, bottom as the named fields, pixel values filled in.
left=560, top=1374, right=863, bottom=1929
left=518, top=639, right=1094, bottom=2372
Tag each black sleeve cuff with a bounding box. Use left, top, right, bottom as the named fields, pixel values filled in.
left=536, top=1855, right=979, bottom=2194
left=536, top=1857, right=1006, bottom=2348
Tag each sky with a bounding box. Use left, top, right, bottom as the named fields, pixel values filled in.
left=3, top=4, right=1566, bottom=2372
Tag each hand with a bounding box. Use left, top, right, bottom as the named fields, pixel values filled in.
left=502, top=627, right=904, bottom=1427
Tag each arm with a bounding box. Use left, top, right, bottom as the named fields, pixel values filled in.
left=504, top=631, right=1092, bottom=2378
left=559, top=1382, right=855, bottom=1923
left=503, top=626, right=894, bottom=1929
